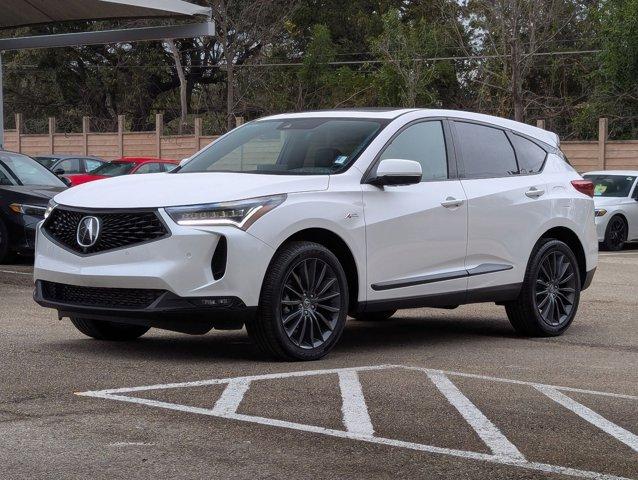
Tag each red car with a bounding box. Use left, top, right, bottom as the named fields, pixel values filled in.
left=64, top=157, right=178, bottom=186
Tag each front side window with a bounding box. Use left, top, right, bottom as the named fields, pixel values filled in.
left=379, top=121, right=448, bottom=181
left=54, top=158, right=80, bottom=174
left=583, top=174, right=637, bottom=198
left=0, top=152, right=65, bottom=187
left=90, top=161, right=135, bottom=177
left=455, top=122, right=518, bottom=178
left=134, top=163, right=163, bottom=174
left=510, top=134, right=547, bottom=174
left=180, top=118, right=387, bottom=175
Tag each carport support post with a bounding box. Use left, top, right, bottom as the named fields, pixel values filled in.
left=48, top=117, right=56, bottom=154
left=0, top=51, right=4, bottom=150
left=156, top=113, right=163, bottom=158
left=82, top=116, right=90, bottom=156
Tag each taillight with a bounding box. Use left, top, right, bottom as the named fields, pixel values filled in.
left=571, top=180, right=594, bottom=197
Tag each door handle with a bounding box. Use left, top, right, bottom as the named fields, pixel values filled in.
left=525, top=187, right=545, bottom=198
left=441, top=197, right=464, bottom=208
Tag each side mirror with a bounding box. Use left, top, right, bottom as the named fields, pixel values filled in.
left=367, top=159, right=422, bottom=187
left=179, top=157, right=190, bottom=168
left=53, top=168, right=65, bottom=176
left=61, top=176, right=72, bottom=187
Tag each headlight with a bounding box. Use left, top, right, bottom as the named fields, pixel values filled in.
left=594, top=208, right=607, bottom=217
left=9, top=203, right=47, bottom=217
left=44, top=200, right=57, bottom=219
left=165, top=194, right=286, bottom=230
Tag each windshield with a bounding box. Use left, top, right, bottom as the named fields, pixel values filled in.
left=91, top=161, right=136, bottom=177
left=0, top=152, right=66, bottom=187
left=180, top=118, right=387, bottom=175
left=34, top=156, right=61, bottom=169
left=584, top=174, right=636, bottom=198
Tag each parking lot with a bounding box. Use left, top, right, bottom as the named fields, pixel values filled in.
left=0, top=249, right=636, bottom=480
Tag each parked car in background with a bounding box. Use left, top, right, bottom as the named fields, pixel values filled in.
left=63, top=157, right=178, bottom=186
left=33, top=155, right=105, bottom=176
left=0, top=151, right=66, bottom=263
left=583, top=171, right=638, bottom=250
left=34, top=109, right=597, bottom=360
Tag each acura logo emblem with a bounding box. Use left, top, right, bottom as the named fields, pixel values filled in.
left=77, top=216, right=101, bottom=248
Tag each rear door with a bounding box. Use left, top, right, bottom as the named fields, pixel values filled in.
left=451, top=120, right=549, bottom=295
left=363, top=119, right=468, bottom=303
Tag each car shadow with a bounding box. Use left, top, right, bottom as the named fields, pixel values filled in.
left=47, top=312, right=519, bottom=363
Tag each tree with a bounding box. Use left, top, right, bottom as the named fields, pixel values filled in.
left=209, top=0, right=297, bottom=130
left=463, top=0, right=581, bottom=122
left=371, top=9, right=453, bottom=108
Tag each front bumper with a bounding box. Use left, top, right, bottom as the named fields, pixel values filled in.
left=34, top=209, right=275, bottom=309
left=594, top=216, right=608, bottom=242
left=33, top=280, right=255, bottom=333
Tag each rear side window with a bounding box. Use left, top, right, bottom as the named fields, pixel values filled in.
left=455, top=122, right=518, bottom=178
left=510, top=134, right=546, bottom=174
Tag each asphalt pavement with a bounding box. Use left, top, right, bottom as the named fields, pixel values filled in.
left=0, top=249, right=636, bottom=479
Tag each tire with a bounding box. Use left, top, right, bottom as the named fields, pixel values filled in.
left=505, top=239, right=581, bottom=337
left=70, top=317, right=150, bottom=341
left=246, top=241, right=349, bottom=361
left=350, top=310, right=397, bottom=322
left=0, top=219, right=10, bottom=264
left=602, top=215, right=627, bottom=251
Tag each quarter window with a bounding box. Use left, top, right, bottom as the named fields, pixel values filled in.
left=510, top=134, right=546, bottom=174
left=85, top=159, right=103, bottom=172
left=379, top=121, right=448, bottom=181
left=455, top=122, right=518, bottom=178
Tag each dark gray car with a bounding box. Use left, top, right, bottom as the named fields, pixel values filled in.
left=33, top=154, right=105, bottom=176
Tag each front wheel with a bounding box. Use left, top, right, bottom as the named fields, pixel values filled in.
left=0, top=219, right=11, bottom=264
left=602, top=215, right=627, bottom=251
left=247, top=241, right=349, bottom=361
left=70, top=317, right=150, bottom=341
left=505, top=239, right=581, bottom=336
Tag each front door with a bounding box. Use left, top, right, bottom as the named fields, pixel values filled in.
left=363, top=120, right=468, bottom=303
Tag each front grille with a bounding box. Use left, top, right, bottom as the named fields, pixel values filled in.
left=41, top=281, right=165, bottom=309
left=43, top=207, right=169, bottom=254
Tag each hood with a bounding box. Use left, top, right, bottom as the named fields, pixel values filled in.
left=53, top=172, right=330, bottom=209
left=1, top=185, right=64, bottom=204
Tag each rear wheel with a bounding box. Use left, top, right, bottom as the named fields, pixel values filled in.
left=505, top=239, right=581, bottom=336
left=70, top=317, right=150, bottom=341
left=602, top=215, right=627, bottom=251
left=350, top=310, right=397, bottom=322
left=247, top=241, right=348, bottom=361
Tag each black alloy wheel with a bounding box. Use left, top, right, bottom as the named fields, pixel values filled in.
left=534, top=250, right=577, bottom=327
left=280, top=257, right=342, bottom=349
left=603, top=216, right=627, bottom=251
left=247, top=241, right=349, bottom=361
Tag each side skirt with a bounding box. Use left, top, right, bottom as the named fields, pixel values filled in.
left=357, top=283, right=522, bottom=314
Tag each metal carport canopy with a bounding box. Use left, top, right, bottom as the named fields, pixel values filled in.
left=0, top=0, right=214, bottom=148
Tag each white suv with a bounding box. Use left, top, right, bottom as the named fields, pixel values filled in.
left=34, top=109, right=598, bottom=360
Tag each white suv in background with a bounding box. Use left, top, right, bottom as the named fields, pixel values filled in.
left=582, top=171, right=638, bottom=251
left=34, top=109, right=598, bottom=361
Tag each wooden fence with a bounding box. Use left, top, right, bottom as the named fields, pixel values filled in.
left=2, top=114, right=637, bottom=172
left=2, top=113, right=221, bottom=161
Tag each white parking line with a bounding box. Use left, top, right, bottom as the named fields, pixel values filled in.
left=0, top=269, right=32, bottom=276
left=428, top=371, right=525, bottom=461
left=212, top=378, right=251, bottom=416
left=338, top=370, right=374, bottom=436
left=536, top=385, right=638, bottom=453
left=77, top=365, right=638, bottom=480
